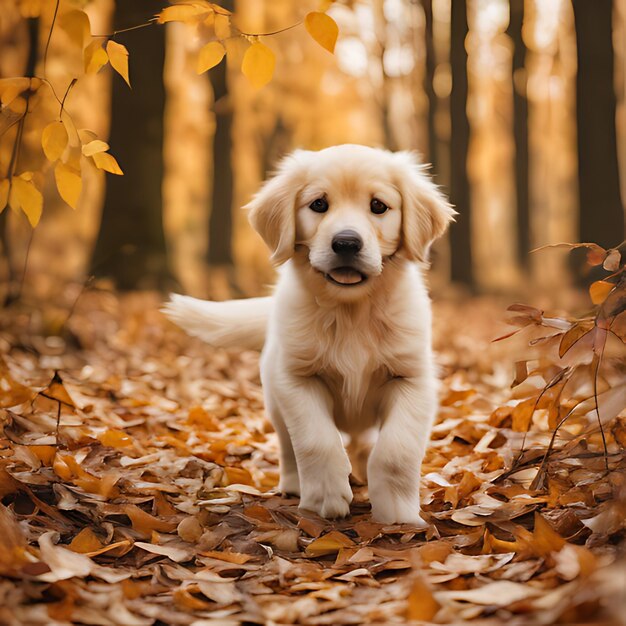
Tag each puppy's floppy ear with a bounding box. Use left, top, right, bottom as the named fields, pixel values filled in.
left=246, top=151, right=305, bottom=265
left=394, top=151, right=457, bottom=262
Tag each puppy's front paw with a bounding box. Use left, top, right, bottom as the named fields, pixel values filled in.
left=299, top=473, right=353, bottom=519
left=279, top=471, right=300, bottom=496
left=369, top=487, right=427, bottom=526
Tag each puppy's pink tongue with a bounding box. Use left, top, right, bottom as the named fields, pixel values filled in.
left=329, top=268, right=363, bottom=284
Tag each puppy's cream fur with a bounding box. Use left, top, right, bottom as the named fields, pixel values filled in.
left=164, top=145, right=455, bottom=525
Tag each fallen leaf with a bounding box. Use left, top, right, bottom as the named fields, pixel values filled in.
left=304, top=530, right=354, bottom=557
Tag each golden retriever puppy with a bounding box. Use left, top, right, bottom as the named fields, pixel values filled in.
left=163, top=144, right=455, bottom=525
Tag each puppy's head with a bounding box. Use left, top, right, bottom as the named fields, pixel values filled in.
left=247, top=145, right=455, bottom=297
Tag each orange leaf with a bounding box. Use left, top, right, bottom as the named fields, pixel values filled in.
left=406, top=577, right=440, bottom=622
left=305, top=11, right=339, bottom=53
left=589, top=280, right=613, bottom=305
left=200, top=550, right=252, bottom=564
left=30, top=446, right=56, bottom=465
left=98, top=429, right=132, bottom=448
left=304, top=530, right=354, bottom=556
left=224, top=466, right=254, bottom=486
left=197, top=41, right=226, bottom=74
left=124, top=504, right=177, bottom=537
left=511, top=397, right=537, bottom=432
left=69, top=528, right=104, bottom=553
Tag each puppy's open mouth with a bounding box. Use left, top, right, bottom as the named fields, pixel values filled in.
left=325, top=267, right=367, bottom=286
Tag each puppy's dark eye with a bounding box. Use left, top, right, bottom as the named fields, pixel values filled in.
left=309, top=197, right=329, bottom=213
left=370, top=198, right=389, bottom=215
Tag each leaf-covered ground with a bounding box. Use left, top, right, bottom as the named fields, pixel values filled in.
left=0, top=291, right=624, bottom=625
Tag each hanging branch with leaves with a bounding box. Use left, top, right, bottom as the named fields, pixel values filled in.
left=0, top=0, right=340, bottom=231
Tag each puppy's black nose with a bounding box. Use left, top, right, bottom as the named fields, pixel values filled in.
left=332, top=230, right=362, bottom=255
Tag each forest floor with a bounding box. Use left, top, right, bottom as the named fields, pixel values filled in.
left=0, top=290, right=624, bottom=625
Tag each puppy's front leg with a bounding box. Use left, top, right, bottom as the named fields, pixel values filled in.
left=274, top=374, right=352, bottom=518
left=368, top=377, right=436, bottom=525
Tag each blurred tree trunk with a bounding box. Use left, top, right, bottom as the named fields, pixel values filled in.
left=206, top=0, right=235, bottom=298
left=0, top=13, right=37, bottom=304
left=422, top=0, right=438, bottom=172
left=91, top=1, right=172, bottom=290
left=449, top=0, right=472, bottom=285
left=616, top=0, right=626, bottom=219
left=507, top=0, right=529, bottom=264
left=572, top=0, right=625, bottom=247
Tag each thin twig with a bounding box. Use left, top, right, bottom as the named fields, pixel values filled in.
left=59, top=78, right=77, bottom=117
left=14, top=229, right=34, bottom=303
left=92, top=20, right=157, bottom=38
left=43, top=0, right=61, bottom=76
left=239, top=21, right=303, bottom=38
left=591, top=350, right=610, bottom=472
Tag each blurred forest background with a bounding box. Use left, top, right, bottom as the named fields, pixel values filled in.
left=1, top=0, right=625, bottom=304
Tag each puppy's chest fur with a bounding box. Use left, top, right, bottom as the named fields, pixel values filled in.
left=290, top=303, right=420, bottom=432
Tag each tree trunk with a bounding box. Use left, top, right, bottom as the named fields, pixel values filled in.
left=507, top=0, right=529, bottom=263
left=449, top=0, right=472, bottom=285
left=206, top=0, right=235, bottom=297
left=572, top=0, right=625, bottom=248
left=1, top=14, right=38, bottom=304
left=91, top=1, right=172, bottom=290
left=422, top=0, right=438, bottom=172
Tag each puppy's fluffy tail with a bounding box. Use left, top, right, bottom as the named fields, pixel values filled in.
left=161, top=294, right=270, bottom=351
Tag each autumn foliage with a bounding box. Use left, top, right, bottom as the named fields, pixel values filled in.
left=0, top=0, right=338, bottom=227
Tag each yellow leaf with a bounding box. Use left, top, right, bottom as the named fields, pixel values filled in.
left=214, top=14, right=230, bottom=39
left=241, top=43, right=275, bottom=89
left=81, top=139, right=109, bottom=156
left=92, top=151, right=123, bottom=175
left=41, top=121, right=68, bottom=162
left=84, top=40, right=108, bottom=74
left=0, top=77, right=30, bottom=106
left=58, top=10, right=91, bottom=48
left=157, top=5, right=209, bottom=23
left=106, top=40, right=130, bottom=87
left=0, top=179, right=8, bottom=213
left=305, top=11, right=339, bottom=53
left=78, top=128, right=98, bottom=144
left=54, top=162, right=82, bottom=209
left=11, top=175, right=42, bottom=227
left=304, top=530, right=354, bottom=556
left=589, top=280, right=614, bottom=305
left=197, top=41, right=226, bottom=74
